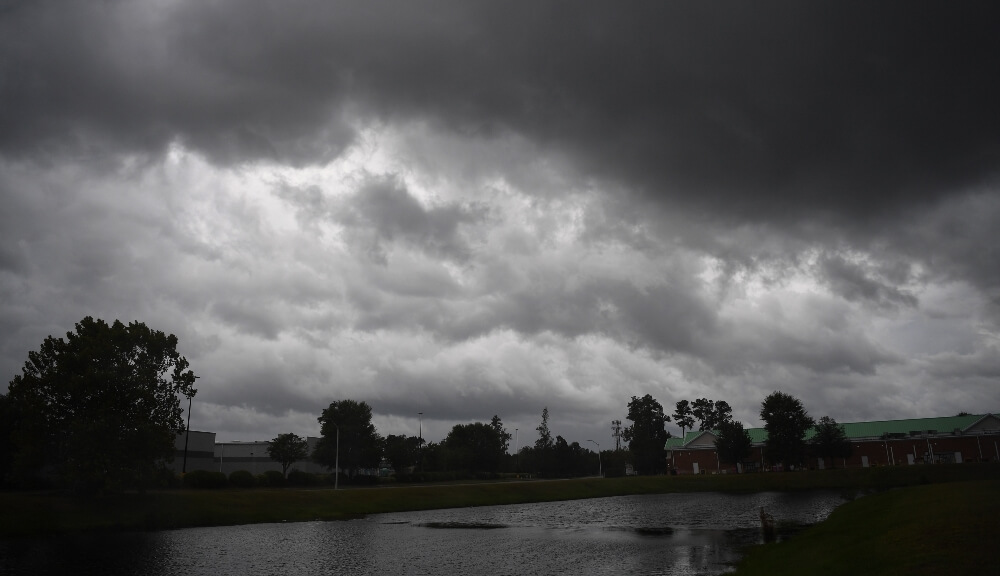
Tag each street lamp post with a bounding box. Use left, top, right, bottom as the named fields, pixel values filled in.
left=588, top=440, right=602, bottom=477
left=334, top=423, right=340, bottom=490
left=515, top=428, right=519, bottom=471
left=418, top=412, right=423, bottom=472
left=182, top=376, right=200, bottom=474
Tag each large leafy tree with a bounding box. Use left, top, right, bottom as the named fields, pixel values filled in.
left=673, top=400, right=695, bottom=438
left=0, top=393, right=18, bottom=487
left=710, top=401, right=733, bottom=429
left=623, top=394, right=671, bottom=475
left=383, top=434, right=422, bottom=472
left=811, top=416, right=852, bottom=468
left=313, top=400, right=384, bottom=477
left=691, top=398, right=733, bottom=430
left=444, top=420, right=508, bottom=473
left=490, top=414, right=512, bottom=454
left=692, top=398, right=715, bottom=430
left=760, top=391, right=814, bottom=469
left=267, top=433, right=310, bottom=478
left=714, top=419, right=752, bottom=466
left=553, top=435, right=592, bottom=477
left=6, top=317, right=197, bottom=492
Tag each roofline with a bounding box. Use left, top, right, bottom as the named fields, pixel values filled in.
left=681, top=429, right=719, bottom=447
left=964, top=413, right=999, bottom=432
left=665, top=413, right=1000, bottom=450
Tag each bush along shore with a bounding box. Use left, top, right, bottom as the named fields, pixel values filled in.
left=0, top=464, right=996, bottom=541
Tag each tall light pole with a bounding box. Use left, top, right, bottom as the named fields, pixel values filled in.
left=182, top=376, right=200, bottom=473
left=334, top=423, right=340, bottom=490
left=588, top=440, right=602, bottom=478
left=515, top=428, right=519, bottom=472
left=418, top=412, right=423, bottom=472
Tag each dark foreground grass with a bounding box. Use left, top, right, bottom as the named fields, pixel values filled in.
left=732, top=479, right=1000, bottom=576
left=1, top=463, right=997, bottom=539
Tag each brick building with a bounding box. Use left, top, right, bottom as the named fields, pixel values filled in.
left=665, top=413, right=1000, bottom=474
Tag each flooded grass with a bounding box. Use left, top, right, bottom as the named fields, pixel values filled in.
left=417, top=522, right=507, bottom=529
left=0, top=463, right=996, bottom=538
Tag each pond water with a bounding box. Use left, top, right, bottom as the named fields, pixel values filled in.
left=0, top=491, right=847, bottom=576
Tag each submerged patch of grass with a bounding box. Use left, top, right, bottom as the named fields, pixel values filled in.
left=417, top=522, right=507, bottom=529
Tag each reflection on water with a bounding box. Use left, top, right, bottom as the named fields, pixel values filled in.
left=0, top=491, right=846, bottom=576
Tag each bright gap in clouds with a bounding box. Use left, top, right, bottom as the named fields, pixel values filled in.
left=3, top=122, right=998, bottom=446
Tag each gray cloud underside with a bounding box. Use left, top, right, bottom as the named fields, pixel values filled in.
left=2, top=1, right=998, bottom=441
left=4, top=0, right=998, bottom=300
left=4, top=1, right=999, bottom=218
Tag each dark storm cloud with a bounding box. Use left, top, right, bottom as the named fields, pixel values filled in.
left=5, top=1, right=998, bottom=224
left=3, top=0, right=999, bottom=441
left=336, top=178, right=489, bottom=263
left=817, top=253, right=918, bottom=310
left=890, top=191, right=1000, bottom=299
left=343, top=257, right=720, bottom=358
left=277, top=177, right=488, bottom=264
left=0, top=0, right=355, bottom=165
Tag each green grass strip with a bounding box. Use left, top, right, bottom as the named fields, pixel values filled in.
left=732, top=479, right=1000, bottom=576
left=1, top=464, right=997, bottom=539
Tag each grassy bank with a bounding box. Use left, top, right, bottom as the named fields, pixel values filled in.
left=732, top=478, right=1000, bottom=576
left=1, top=463, right=996, bottom=538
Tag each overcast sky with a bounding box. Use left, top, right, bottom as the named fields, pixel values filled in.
left=2, top=1, right=999, bottom=448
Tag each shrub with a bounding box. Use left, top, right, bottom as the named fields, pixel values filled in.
left=256, top=470, right=286, bottom=487
left=228, top=470, right=256, bottom=488
left=396, top=470, right=465, bottom=483
left=147, top=466, right=181, bottom=489
left=182, top=470, right=228, bottom=489
left=286, top=469, right=320, bottom=487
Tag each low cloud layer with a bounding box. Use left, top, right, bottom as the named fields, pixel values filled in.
left=2, top=1, right=998, bottom=445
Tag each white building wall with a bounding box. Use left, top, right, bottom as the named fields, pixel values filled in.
left=170, top=430, right=217, bottom=473
left=214, top=437, right=326, bottom=475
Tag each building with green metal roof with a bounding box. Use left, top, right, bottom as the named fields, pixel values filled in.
left=664, top=413, right=1000, bottom=474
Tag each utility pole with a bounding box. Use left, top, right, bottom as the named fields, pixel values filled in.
left=611, top=419, right=622, bottom=451
left=588, top=440, right=602, bottom=477
left=182, top=376, right=200, bottom=473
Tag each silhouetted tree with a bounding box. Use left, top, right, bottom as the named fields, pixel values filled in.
left=490, top=415, right=512, bottom=454
left=692, top=398, right=715, bottom=430
left=714, top=420, right=752, bottom=467
left=0, top=393, right=17, bottom=487
left=6, top=317, right=197, bottom=493
left=267, top=433, right=309, bottom=477
left=760, top=391, right=814, bottom=469
left=535, top=407, right=554, bottom=450
left=419, top=441, right=445, bottom=472
left=444, top=421, right=509, bottom=473
left=384, top=434, right=422, bottom=472
left=691, top=398, right=733, bottom=430
left=314, top=400, right=384, bottom=477
left=623, top=394, right=671, bottom=474
left=811, top=416, right=852, bottom=468
left=711, top=401, right=733, bottom=428
left=673, top=400, right=695, bottom=438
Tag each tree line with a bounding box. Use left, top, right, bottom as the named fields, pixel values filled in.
left=679, top=391, right=852, bottom=471
left=1, top=317, right=853, bottom=493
